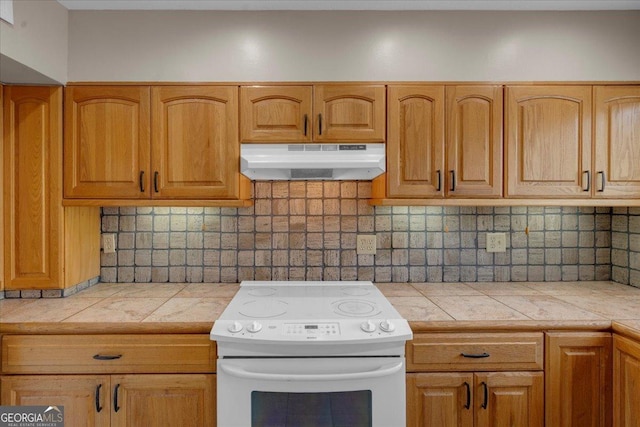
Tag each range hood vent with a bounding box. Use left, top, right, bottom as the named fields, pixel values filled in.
left=241, top=143, right=385, bottom=181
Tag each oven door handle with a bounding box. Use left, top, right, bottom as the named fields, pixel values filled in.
left=219, top=362, right=404, bottom=382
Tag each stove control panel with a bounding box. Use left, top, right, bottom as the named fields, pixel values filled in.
left=284, top=322, right=340, bottom=336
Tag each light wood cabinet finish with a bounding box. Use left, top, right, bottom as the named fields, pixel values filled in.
left=446, top=86, right=503, bottom=198
left=407, top=371, right=543, bottom=427
left=613, top=334, right=640, bottom=427
left=506, top=85, right=592, bottom=198
left=594, top=86, right=640, bottom=198
left=0, top=374, right=215, bottom=427
left=64, top=86, right=151, bottom=199
left=546, top=332, right=612, bottom=427
left=0, top=85, right=3, bottom=292
left=407, top=332, right=544, bottom=372
left=151, top=86, right=239, bottom=199
left=313, top=84, right=385, bottom=142
left=386, top=85, right=445, bottom=198
left=240, top=86, right=313, bottom=142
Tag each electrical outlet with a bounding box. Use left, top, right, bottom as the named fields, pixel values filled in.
left=103, top=234, right=116, bottom=254
left=486, top=232, right=506, bottom=253
left=357, top=235, right=377, bottom=255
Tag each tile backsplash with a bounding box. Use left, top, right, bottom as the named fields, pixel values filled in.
left=98, top=181, right=633, bottom=285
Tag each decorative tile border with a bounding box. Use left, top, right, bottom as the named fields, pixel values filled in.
left=3, top=277, right=100, bottom=299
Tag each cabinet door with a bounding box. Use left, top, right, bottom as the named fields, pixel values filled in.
left=151, top=86, right=239, bottom=199
left=64, top=86, right=151, bottom=199
left=313, top=85, right=385, bottom=142
left=446, top=86, right=503, bottom=198
left=505, top=86, right=592, bottom=198
left=475, top=372, right=544, bottom=427
left=387, top=86, right=445, bottom=198
left=613, top=335, right=640, bottom=427
left=594, top=86, right=640, bottom=198
left=407, top=373, right=474, bottom=427
left=0, top=375, right=110, bottom=427
left=3, top=86, right=63, bottom=290
left=546, top=332, right=612, bottom=427
left=111, top=374, right=215, bottom=427
left=240, top=86, right=312, bottom=142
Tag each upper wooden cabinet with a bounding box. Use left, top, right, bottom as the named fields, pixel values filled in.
left=152, top=86, right=239, bottom=199
left=64, top=86, right=151, bottom=199
left=506, top=85, right=593, bottom=198
left=386, top=85, right=445, bottom=198
left=594, top=86, right=640, bottom=198
left=240, top=84, right=385, bottom=143
left=64, top=85, right=248, bottom=204
left=446, top=86, right=503, bottom=198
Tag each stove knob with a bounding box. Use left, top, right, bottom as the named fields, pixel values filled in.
left=380, top=320, right=396, bottom=332
left=360, top=320, right=377, bottom=333
left=247, top=321, right=263, bottom=333
left=228, top=321, right=243, bottom=333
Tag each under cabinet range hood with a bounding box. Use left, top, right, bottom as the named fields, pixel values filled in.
left=240, top=143, right=385, bottom=180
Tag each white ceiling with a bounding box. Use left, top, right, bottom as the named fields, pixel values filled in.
left=56, top=0, right=640, bottom=11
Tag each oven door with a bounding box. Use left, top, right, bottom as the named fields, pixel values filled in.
left=217, top=357, right=406, bottom=427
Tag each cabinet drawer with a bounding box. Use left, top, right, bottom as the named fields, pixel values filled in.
left=407, top=332, right=543, bottom=372
left=1, top=334, right=216, bottom=374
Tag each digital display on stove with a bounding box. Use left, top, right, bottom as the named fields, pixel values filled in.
left=305, top=325, right=318, bottom=329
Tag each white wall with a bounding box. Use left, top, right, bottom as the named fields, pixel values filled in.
left=68, top=10, right=640, bottom=82
left=0, top=0, right=68, bottom=84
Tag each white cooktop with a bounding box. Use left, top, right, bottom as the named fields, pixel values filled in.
left=210, top=281, right=412, bottom=356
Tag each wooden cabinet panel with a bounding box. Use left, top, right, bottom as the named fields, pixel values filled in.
left=475, top=372, right=544, bottom=427
left=240, top=86, right=312, bottom=142
left=387, top=86, right=445, bottom=198
left=506, top=86, right=592, bottom=197
left=446, top=86, right=503, bottom=198
left=594, top=86, right=640, bottom=198
left=407, top=333, right=544, bottom=372
left=3, top=86, right=63, bottom=290
left=0, top=85, right=3, bottom=292
left=1, top=375, right=111, bottom=427
left=546, top=332, right=612, bottom=427
left=313, top=85, right=385, bottom=142
left=64, top=86, right=151, bottom=199
left=111, top=374, right=215, bottom=427
left=614, top=335, right=640, bottom=427
left=407, top=373, right=474, bottom=427
left=151, top=86, right=239, bottom=199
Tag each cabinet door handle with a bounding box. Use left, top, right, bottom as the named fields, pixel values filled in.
left=450, top=170, right=456, bottom=192
left=463, top=382, right=471, bottom=409
left=583, top=170, right=591, bottom=192
left=95, top=384, right=103, bottom=413
left=153, top=171, right=159, bottom=193
left=481, top=382, right=488, bottom=409
left=139, top=171, right=145, bottom=193
left=436, top=170, right=441, bottom=192
left=461, top=352, right=490, bottom=359
left=93, top=354, right=122, bottom=361
left=318, top=114, right=323, bottom=135
left=303, top=114, right=308, bottom=136
left=114, top=384, right=121, bottom=412
left=598, top=171, right=606, bottom=192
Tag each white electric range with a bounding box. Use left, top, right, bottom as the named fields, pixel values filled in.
left=210, top=281, right=413, bottom=427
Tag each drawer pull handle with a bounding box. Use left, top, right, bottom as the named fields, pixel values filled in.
left=95, top=384, right=103, bottom=412
left=93, top=354, right=122, bottom=361
left=463, top=382, right=471, bottom=409
left=114, top=384, right=121, bottom=412
left=461, top=352, right=490, bottom=358
left=481, top=381, right=488, bottom=409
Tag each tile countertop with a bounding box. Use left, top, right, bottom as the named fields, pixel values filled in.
left=0, top=281, right=639, bottom=338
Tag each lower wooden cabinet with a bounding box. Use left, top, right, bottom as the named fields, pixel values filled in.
left=545, top=332, right=612, bottom=427
left=407, top=371, right=543, bottom=427
left=613, top=334, right=640, bottom=427
left=0, top=374, right=215, bottom=427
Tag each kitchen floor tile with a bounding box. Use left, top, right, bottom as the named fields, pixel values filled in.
left=63, top=297, right=170, bottom=322
left=428, top=296, right=530, bottom=321
left=143, top=298, right=232, bottom=322
left=412, top=283, right=483, bottom=297
left=174, top=283, right=240, bottom=298
left=492, top=295, right=606, bottom=320
left=386, top=297, right=454, bottom=321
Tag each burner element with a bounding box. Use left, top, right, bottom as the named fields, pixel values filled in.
left=340, top=286, right=371, bottom=297
left=239, top=299, right=288, bottom=318
left=332, top=299, right=381, bottom=317
left=247, top=287, right=277, bottom=297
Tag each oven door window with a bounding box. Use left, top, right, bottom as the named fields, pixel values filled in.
left=251, top=390, right=372, bottom=427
